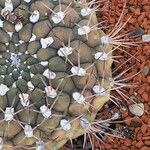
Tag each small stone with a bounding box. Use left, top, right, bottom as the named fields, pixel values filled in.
left=142, top=66, right=149, bottom=76
left=144, top=140, right=150, bottom=146
left=141, top=124, right=148, bottom=134
left=142, top=34, right=150, bottom=42
left=124, top=139, right=132, bottom=146
left=129, top=27, right=145, bottom=38
left=135, top=140, right=144, bottom=148
left=129, top=103, right=144, bottom=116
left=141, top=146, right=150, bottom=150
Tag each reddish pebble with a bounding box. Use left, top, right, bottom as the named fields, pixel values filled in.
left=142, top=93, right=149, bottom=102
left=132, top=140, right=136, bottom=145
left=147, top=76, right=150, bottom=83
left=141, top=124, right=149, bottom=134
left=134, top=8, right=141, bottom=15
left=142, top=136, right=150, bottom=140
left=135, top=140, right=144, bottom=148
left=141, top=146, right=150, bottom=150
left=144, top=140, right=150, bottom=146
left=104, top=144, right=112, bottom=149
left=124, top=139, right=132, bottom=147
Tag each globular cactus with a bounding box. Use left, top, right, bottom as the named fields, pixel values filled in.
left=0, top=0, right=116, bottom=149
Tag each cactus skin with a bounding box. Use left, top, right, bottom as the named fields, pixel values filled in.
left=0, top=0, right=113, bottom=149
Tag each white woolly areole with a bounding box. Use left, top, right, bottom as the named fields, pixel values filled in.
left=29, top=34, right=36, bottom=42
left=95, top=52, right=108, bottom=61
left=19, top=40, right=24, bottom=44
left=72, top=92, right=85, bottom=104
left=1, top=0, right=13, bottom=13
left=40, top=105, right=52, bottom=119
left=60, top=119, right=71, bottom=131
left=0, top=137, right=3, bottom=150
left=40, top=61, right=48, bottom=66
left=58, top=47, right=73, bottom=57
left=19, top=93, right=30, bottom=107
left=15, top=21, right=23, bottom=32
left=78, top=25, right=91, bottom=35
left=24, top=124, right=33, bottom=138
left=45, top=86, right=57, bottom=98
left=0, top=84, right=9, bottom=96
left=70, top=66, right=86, bottom=76
left=43, top=69, right=56, bottom=79
left=36, top=140, right=45, bottom=150
left=40, top=37, right=54, bottom=48
left=0, top=19, right=3, bottom=28
left=27, top=81, right=34, bottom=90
left=100, top=36, right=110, bottom=44
left=30, top=10, right=40, bottom=23
left=93, top=85, right=106, bottom=96
left=51, top=11, right=65, bottom=24
left=4, top=107, right=14, bottom=121
left=80, top=117, right=90, bottom=128
left=24, top=0, right=31, bottom=3
left=81, top=7, right=92, bottom=16
left=10, top=53, right=21, bottom=68
left=7, top=32, right=13, bottom=38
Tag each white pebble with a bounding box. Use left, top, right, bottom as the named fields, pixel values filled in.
left=142, top=34, right=150, bottom=42
left=129, top=103, right=144, bottom=117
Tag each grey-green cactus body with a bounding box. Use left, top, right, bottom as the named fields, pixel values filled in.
left=0, top=0, right=113, bottom=149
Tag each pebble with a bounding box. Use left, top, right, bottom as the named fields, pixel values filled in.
left=124, top=139, right=132, bottom=146
left=135, top=140, right=144, bottom=148
left=142, top=66, right=149, bottom=76
left=141, top=124, right=149, bottom=134
left=141, top=146, right=150, bottom=150
left=142, top=34, right=150, bottom=42
left=129, top=27, right=145, bottom=38
left=129, top=103, right=144, bottom=116
left=144, top=140, right=150, bottom=146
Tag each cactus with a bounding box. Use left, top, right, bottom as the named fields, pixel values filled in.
left=0, top=0, right=130, bottom=149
